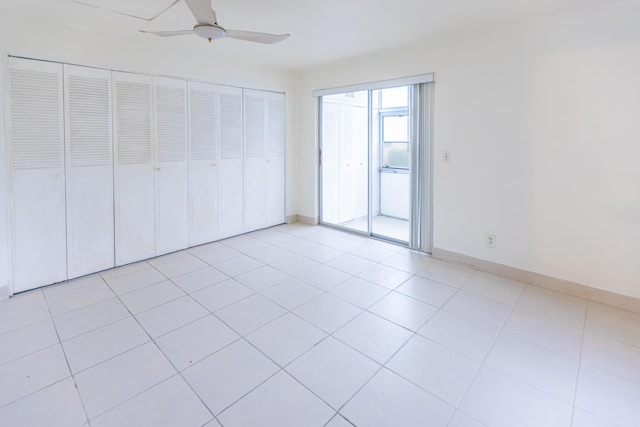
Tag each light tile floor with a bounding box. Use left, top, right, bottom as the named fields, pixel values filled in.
left=1, top=223, right=639, bottom=426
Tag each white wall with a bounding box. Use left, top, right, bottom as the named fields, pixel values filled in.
left=296, top=1, right=640, bottom=299
left=0, top=12, right=297, bottom=297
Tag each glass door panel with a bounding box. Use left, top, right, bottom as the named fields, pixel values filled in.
left=320, top=91, right=369, bottom=233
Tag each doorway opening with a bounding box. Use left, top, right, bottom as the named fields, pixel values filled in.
left=318, top=77, right=433, bottom=252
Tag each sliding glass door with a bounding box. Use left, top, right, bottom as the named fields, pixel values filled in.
left=318, top=78, right=433, bottom=251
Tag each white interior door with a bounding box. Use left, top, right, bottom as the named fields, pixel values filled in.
left=243, top=89, right=267, bottom=232
left=218, top=86, right=244, bottom=238
left=113, top=72, right=155, bottom=265
left=154, top=77, right=188, bottom=255
left=8, top=58, right=66, bottom=292
left=64, top=65, right=115, bottom=279
left=265, top=92, right=286, bottom=227
left=188, top=81, right=219, bottom=246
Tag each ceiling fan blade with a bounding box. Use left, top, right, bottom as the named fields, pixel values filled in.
left=185, top=0, right=217, bottom=24
left=139, top=30, right=194, bottom=37
left=224, top=30, right=290, bottom=44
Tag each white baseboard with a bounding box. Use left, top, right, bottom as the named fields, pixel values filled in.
left=432, top=247, right=640, bottom=315
left=296, top=215, right=319, bottom=225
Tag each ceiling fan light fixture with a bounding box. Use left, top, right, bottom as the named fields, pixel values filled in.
left=193, top=24, right=226, bottom=41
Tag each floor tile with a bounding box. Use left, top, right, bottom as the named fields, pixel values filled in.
left=294, top=293, right=362, bottom=333
left=460, top=366, right=572, bottom=427
left=387, top=335, right=480, bottom=406
left=53, top=298, right=130, bottom=341
left=194, top=245, right=242, bottom=265
left=135, top=296, right=208, bottom=338
left=249, top=228, right=292, bottom=245
left=448, top=411, right=487, bottom=427
left=443, top=291, right=512, bottom=328
left=334, top=311, right=413, bottom=364
left=341, top=368, right=454, bottom=427
left=484, top=334, right=579, bottom=401
left=90, top=375, right=213, bottom=427
left=119, top=280, right=185, bottom=314
left=152, top=255, right=208, bottom=278
left=381, top=251, right=433, bottom=274
left=0, top=318, right=59, bottom=365
left=261, top=278, right=324, bottom=310
left=63, top=317, right=149, bottom=373
left=222, top=235, right=271, bottom=253
left=275, top=236, right=318, bottom=253
left=357, top=264, right=413, bottom=290
left=191, top=279, right=254, bottom=312
left=297, top=264, right=352, bottom=291
left=286, top=337, right=380, bottom=409
left=322, top=235, right=366, bottom=253
left=368, top=292, right=438, bottom=331
left=0, top=344, right=70, bottom=407
left=350, top=244, right=396, bottom=262
left=581, top=332, right=640, bottom=384
left=518, top=286, right=587, bottom=329
left=0, top=290, right=50, bottom=335
left=74, top=342, right=175, bottom=418
left=215, top=294, right=287, bottom=335
left=247, top=245, right=292, bottom=264
left=327, top=254, right=376, bottom=275
left=45, top=275, right=115, bottom=316
left=417, top=261, right=473, bottom=288
left=104, top=268, right=166, bottom=295
left=246, top=313, right=326, bottom=366
left=504, top=310, right=584, bottom=359
left=218, top=371, right=334, bottom=427
left=147, top=250, right=191, bottom=266
left=299, top=244, right=344, bottom=263
left=100, top=261, right=149, bottom=280
left=575, top=365, right=640, bottom=427
left=462, top=272, right=525, bottom=306
left=325, top=414, right=354, bottom=427
left=418, top=310, right=501, bottom=362
left=395, top=275, right=457, bottom=307
left=213, top=255, right=264, bottom=277
left=585, top=302, right=640, bottom=348
left=330, top=277, right=389, bottom=308
left=271, top=254, right=322, bottom=279
left=183, top=339, right=279, bottom=415
left=0, top=378, right=87, bottom=427
left=235, top=265, right=291, bottom=292
left=171, top=266, right=229, bottom=293
left=155, top=315, right=239, bottom=370
left=571, top=407, right=618, bottom=427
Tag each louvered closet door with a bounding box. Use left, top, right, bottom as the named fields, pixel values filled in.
left=188, top=82, right=219, bottom=245
left=265, top=92, right=286, bottom=227
left=64, top=65, right=114, bottom=279
left=218, top=86, right=244, bottom=238
left=113, top=72, right=155, bottom=266
left=243, top=89, right=267, bottom=232
left=154, top=78, right=188, bottom=255
left=8, top=59, right=66, bottom=293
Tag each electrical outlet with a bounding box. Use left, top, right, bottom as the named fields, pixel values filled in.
left=443, top=151, right=451, bottom=162
left=485, top=234, right=496, bottom=248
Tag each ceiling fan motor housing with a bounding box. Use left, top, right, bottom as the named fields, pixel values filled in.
left=194, top=24, right=226, bottom=40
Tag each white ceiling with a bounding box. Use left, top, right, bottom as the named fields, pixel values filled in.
left=0, top=0, right=619, bottom=71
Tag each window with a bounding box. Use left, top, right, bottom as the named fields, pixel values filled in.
left=381, top=113, right=409, bottom=169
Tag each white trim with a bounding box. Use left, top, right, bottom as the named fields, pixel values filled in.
left=312, top=74, right=435, bottom=97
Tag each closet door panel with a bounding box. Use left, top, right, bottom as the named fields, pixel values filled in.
left=64, top=65, right=114, bottom=279
left=218, top=86, right=243, bottom=238
left=8, top=59, right=66, bottom=292
left=243, top=90, right=266, bottom=232
left=188, top=82, right=219, bottom=246
left=266, top=92, right=286, bottom=227
left=155, top=78, right=188, bottom=255
left=113, top=72, right=155, bottom=266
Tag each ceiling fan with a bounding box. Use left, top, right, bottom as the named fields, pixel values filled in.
left=140, top=0, right=290, bottom=44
